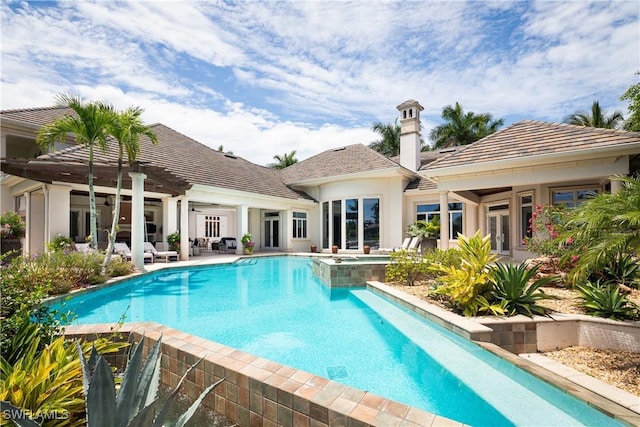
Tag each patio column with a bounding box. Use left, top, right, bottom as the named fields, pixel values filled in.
left=236, top=204, right=249, bottom=255
left=129, top=171, right=147, bottom=271
left=46, top=184, right=71, bottom=245
left=162, top=196, right=178, bottom=248
left=610, top=177, right=623, bottom=194
left=439, top=191, right=449, bottom=250
left=23, top=191, right=30, bottom=257
left=179, top=196, right=189, bottom=260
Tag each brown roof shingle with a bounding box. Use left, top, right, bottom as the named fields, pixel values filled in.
left=1, top=107, right=313, bottom=201
left=281, top=143, right=404, bottom=184
left=425, top=120, right=640, bottom=170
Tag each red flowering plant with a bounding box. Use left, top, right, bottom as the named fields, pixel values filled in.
left=523, top=204, right=574, bottom=258
left=0, top=211, right=25, bottom=240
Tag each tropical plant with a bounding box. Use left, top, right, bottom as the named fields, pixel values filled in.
left=167, top=232, right=180, bottom=252
left=0, top=328, right=126, bottom=427
left=103, top=106, right=159, bottom=270
left=491, top=263, right=557, bottom=316
left=37, top=94, right=119, bottom=249
left=429, top=102, right=504, bottom=149
left=559, top=175, right=640, bottom=282
left=602, top=253, right=640, bottom=288
left=78, top=335, right=223, bottom=427
left=576, top=281, right=639, bottom=320
left=368, top=119, right=402, bottom=157
left=406, top=217, right=440, bottom=240
left=385, top=250, right=429, bottom=286
left=47, top=234, right=74, bottom=252
left=430, top=232, right=503, bottom=316
left=620, top=78, right=640, bottom=131
left=523, top=204, right=572, bottom=258
left=269, top=150, right=298, bottom=169
left=563, top=100, right=624, bottom=129
left=0, top=211, right=25, bottom=239
left=240, top=233, right=253, bottom=246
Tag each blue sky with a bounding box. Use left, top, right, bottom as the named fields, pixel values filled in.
left=1, top=1, right=638, bottom=165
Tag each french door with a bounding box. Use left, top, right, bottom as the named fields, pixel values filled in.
left=487, top=210, right=510, bottom=255
left=264, top=214, right=279, bottom=249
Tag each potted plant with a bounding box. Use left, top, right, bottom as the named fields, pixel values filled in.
left=241, top=233, right=255, bottom=255
left=363, top=245, right=371, bottom=254
left=406, top=216, right=440, bottom=251
left=167, top=232, right=180, bottom=252
left=1, top=211, right=25, bottom=261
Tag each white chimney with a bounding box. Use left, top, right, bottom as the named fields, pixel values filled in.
left=397, top=99, right=424, bottom=172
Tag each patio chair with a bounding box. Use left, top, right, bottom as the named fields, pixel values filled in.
left=144, top=241, right=178, bottom=263
left=407, top=237, right=421, bottom=252
left=378, top=237, right=412, bottom=253
left=74, top=242, right=92, bottom=254
left=220, top=237, right=237, bottom=254
left=114, top=242, right=153, bottom=264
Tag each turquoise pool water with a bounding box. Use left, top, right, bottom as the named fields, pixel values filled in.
left=56, top=256, right=622, bottom=426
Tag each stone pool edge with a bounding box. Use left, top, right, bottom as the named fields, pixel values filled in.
left=366, top=281, right=640, bottom=426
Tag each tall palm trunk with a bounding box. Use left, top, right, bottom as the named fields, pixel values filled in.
left=103, top=146, right=124, bottom=270
left=88, top=143, right=98, bottom=249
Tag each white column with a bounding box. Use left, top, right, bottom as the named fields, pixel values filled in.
left=43, top=185, right=50, bottom=249
left=610, top=177, right=623, bottom=194
left=466, top=203, right=478, bottom=236
left=162, top=196, right=178, bottom=246
left=129, top=172, right=147, bottom=270
left=0, top=132, right=7, bottom=158
left=236, top=204, right=249, bottom=255
left=46, top=184, right=71, bottom=243
left=179, top=196, right=189, bottom=260
left=23, top=191, right=30, bottom=257
left=439, top=191, right=449, bottom=250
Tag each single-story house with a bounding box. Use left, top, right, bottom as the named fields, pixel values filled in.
left=2, top=100, right=639, bottom=268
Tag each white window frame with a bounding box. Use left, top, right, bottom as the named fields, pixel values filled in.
left=518, top=191, right=534, bottom=246
left=416, top=202, right=463, bottom=240
left=292, top=211, right=307, bottom=239
left=550, top=185, right=601, bottom=208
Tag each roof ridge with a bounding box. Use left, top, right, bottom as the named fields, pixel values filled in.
left=0, top=106, right=69, bottom=114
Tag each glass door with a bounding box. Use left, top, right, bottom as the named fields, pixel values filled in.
left=263, top=214, right=279, bottom=249
left=487, top=211, right=509, bottom=255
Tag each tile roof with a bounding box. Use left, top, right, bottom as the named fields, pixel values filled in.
left=425, top=120, right=640, bottom=170
left=281, top=143, right=404, bottom=184
left=1, top=107, right=313, bottom=201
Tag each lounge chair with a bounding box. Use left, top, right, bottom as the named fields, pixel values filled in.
left=114, top=242, right=153, bottom=264
left=406, top=237, right=421, bottom=252
left=74, top=242, right=92, bottom=253
left=220, top=237, right=237, bottom=254
left=144, top=241, right=178, bottom=263
left=378, top=237, right=412, bottom=253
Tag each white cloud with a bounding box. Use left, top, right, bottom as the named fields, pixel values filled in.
left=1, top=0, right=638, bottom=165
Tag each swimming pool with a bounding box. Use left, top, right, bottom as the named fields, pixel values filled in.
left=56, top=256, right=623, bottom=426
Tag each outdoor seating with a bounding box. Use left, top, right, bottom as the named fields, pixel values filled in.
left=406, top=237, right=421, bottom=252
left=74, top=242, right=92, bottom=253
left=220, top=237, right=237, bottom=254
left=114, top=242, right=153, bottom=264
left=144, top=241, right=178, bottom=263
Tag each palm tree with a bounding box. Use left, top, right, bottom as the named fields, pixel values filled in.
left=564, top=101, right=624, bottom=129
left=429, top=102, right=504, bottom=149
left=369, top=119, right=402, bottom=157
left=37, top=94, right=118, bottom=249
left=561, top=175, right=640, bottom=281
left=269, top=150, right=298, bottom=169
left=103, top=106, right=158, bottom=269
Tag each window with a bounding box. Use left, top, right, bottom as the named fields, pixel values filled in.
left=293, top=212, right=307, bottom=239
left=551, top=187, right=599, bottom=208
left=519, top=194, right=533, bottom=243
left=204, top=215, right=221, bottom=238
left=321, top=197, right=380, bottom=250
left=345, top=199, right=358, bottom=249
left=416, top=203, right=463, bottom=240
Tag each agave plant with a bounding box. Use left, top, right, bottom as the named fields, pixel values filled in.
left=576, top=281, right=640, bottom=321
left=78, top=335, right=223, bottom=427
left=491, top=262, right=558, bottom=317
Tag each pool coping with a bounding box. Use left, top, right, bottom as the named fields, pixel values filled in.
left=57, top=255, right=639, bottom=426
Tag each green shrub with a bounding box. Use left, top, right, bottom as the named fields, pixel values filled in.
left=47, top=234, right=74, bottom=252
left=430, top=232, right=503, bottom=316
left=0, top=211, right=25, bottom=239
left=491, top=262, right=557, bottom=317
left=106, top=256, right=135, bottom=277
left=78, top=336, right=223, bottom=427
left=385, top=250, right=429, bottom=286
left=602, top=252, right=640, bottom=288
left=576, top=281, right=639, bottom=321
left=422, top=248, right=462, bottom=274
left=167, top=232, right=180, bottom=252
left=0, top=329, right=127, bottom=426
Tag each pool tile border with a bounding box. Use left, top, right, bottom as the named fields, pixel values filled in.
left=65, top=322, right=461, bottom=427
